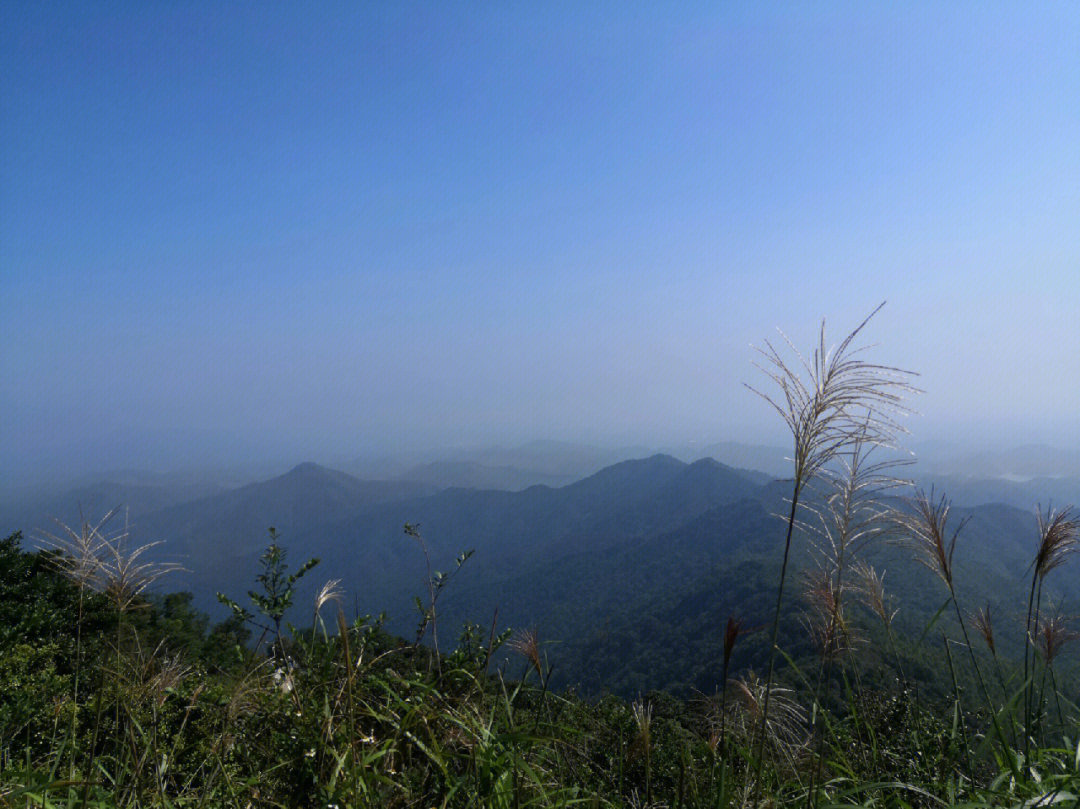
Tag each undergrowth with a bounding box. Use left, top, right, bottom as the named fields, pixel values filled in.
left=3, top=310, right=1078, bottom=807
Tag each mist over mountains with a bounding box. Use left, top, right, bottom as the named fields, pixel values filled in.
left=4, top=438, right=1079, bottom=695
left=6, top=438, right=1078, bottom=525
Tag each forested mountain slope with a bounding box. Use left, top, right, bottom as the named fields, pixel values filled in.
left=8, top=455, right=1078, bottom=699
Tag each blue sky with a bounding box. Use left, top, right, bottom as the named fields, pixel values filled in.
left=3, top=2, right=1079, bottom=481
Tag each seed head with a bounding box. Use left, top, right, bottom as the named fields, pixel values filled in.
left=508, top=628, right=542, bottom=677
left=970, top=604, right=996, bottom=656
left=892, top=489, right=966, bottom=591
left=1034, top=505, right=1079, bottom=581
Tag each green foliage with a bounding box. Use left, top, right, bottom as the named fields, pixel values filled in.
left=0, top=531, right=112, bottom=655
left=216, top=526, right=319, bottom=655
left=1, top=480, right=1078, bottom=808
left=5, top=303, right=1076, bottom=805
left=0, top=643, right=73, bottom=760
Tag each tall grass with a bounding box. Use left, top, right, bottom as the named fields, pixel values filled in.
left=5, top=510, right=1079, bottom=807
left=5, top=310, right=1080, bottom=807
left=746, top=303, right=917, bottom=796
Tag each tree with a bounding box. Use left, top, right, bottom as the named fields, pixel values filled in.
left=217, top=527, right=319, bottom=658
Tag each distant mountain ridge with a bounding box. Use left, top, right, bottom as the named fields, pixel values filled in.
left=72, top=455, right=764, bottom=625
left=913, top=473, right=1080, bottom=511
left=6, top=447, right=1080, bottom=698
left=0, top=479, right=226, bottom=539
left=397, top=460, right=575, bottom=491
left=921, top=443, right=1080, bottom=480
left=130, top=464, right=437, bottom=576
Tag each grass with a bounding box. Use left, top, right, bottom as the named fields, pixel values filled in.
left=2, top=309, right=1078, bottom=807
left=4, top=540, right=1073, bottom=807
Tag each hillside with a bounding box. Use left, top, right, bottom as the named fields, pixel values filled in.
left=10, top=453, right=1077, bottom=700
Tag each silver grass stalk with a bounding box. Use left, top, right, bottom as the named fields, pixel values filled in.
left=312, top=578, right=343, bottom=642
left=96, top=534, right=186, bottom=614
left=800, top=428, right=910, bottom=809
left=746, top=303, right=917, bottom=783
left=891, top=489, right=966, bottom=591
left=851, top=561, right=897, bottom=632
left=37, top=507, right=122, bottom=589
left=732, top=672, right=808, bottom=774
left=892, top=490, right=1014, bottom=758
left=1024, top=505, right=1078, bottom=747
left=38, top=509, right=183, bottom=613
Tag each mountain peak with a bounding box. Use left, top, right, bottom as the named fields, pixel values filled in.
left=686, top=457, right=724, bottom=471
left=284, top=461, right=332, bottom=478
left=277, top=462, right=362, bottom=489
left=634, top=453, right=685, bottom=468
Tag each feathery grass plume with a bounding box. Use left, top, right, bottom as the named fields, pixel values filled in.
left=848, top=560, right=908, bottom=715
left=629, top=698, right=654, bottom=802
left=970, top=602, right=1015, bottom=732
left=892, top=488, right=1018, bottom=766
left=39, top=510, right=183, bottom=801
left=223, top=661, right=274, bottom=736
left=805, top=430, right=911, bottom=578
left=1032, top=606, right=1079, bottom=743
left=314, top=578, right=343, bottom=615
left=100, top=638, right=196, bottom=803
left=312, top=578, right=343, bottom=641
left=36, top=508, right=122, bottom=721
left=37, top=507, right=121, bottom=588
left=716, top=615, right=745, bottom=761
left=731, top=672, right=808, bottom=771
left=747, top=303, right=917, bottom=488
left=891, top=489, right=966, bottom=590
left=851, top=560, right=897, bottom=631
left=1034, top=609, right=1079, bottom=665
left=1024, top=505, right=1079, bottom=749
left=1034, top=505, right=1079, bottom=581
left=629, top=699, right=652, bottom=759
left=41, top=509, right=183, bottom=613
left=120, top=635, right=192, bottom=704
left=800, top=569, right=860, bottom=662
left=971, top=604, right=996, bottom=656
left=801, top=428, right=909, bottom=633
left=508, top=628, right=542, bottom=679
left=801, top=428, right=910, bottom=808
left=706, top=727, right=721, bottom=755
left=147, top=652, right=191, bottom=710
left=723, top=616, right=744, bottom=675
left=1027, top=505, right=1079, bottom=650
left=746, top=303, right=917, bottom=790
left=96, top=534, right=186, bottom=614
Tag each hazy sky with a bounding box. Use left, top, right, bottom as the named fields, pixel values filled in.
left=3, top=2, right=1079, bottom=482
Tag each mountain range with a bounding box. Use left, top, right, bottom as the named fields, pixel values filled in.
left=3, top=445, right=1078, bottom=697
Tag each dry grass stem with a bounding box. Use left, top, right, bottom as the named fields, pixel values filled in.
left=970, top=604, right=996, bottom=656
left=1035, top=609, right=1079, bottom=664
left=851, top=561, right=897, bottom=630
left=508, top=628, right=542, bottom=677
left=1034, top=505, right=1079, bottom=581
left=746, top=303, right=919, bottom=486
left=891, top=489, right=967, bottom=590
left=38, top=509, right=184, bottom=611
left=800, top=570, right=860, bottom=660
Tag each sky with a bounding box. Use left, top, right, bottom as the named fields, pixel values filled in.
left=3, top=2, right=1079, bottom=483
